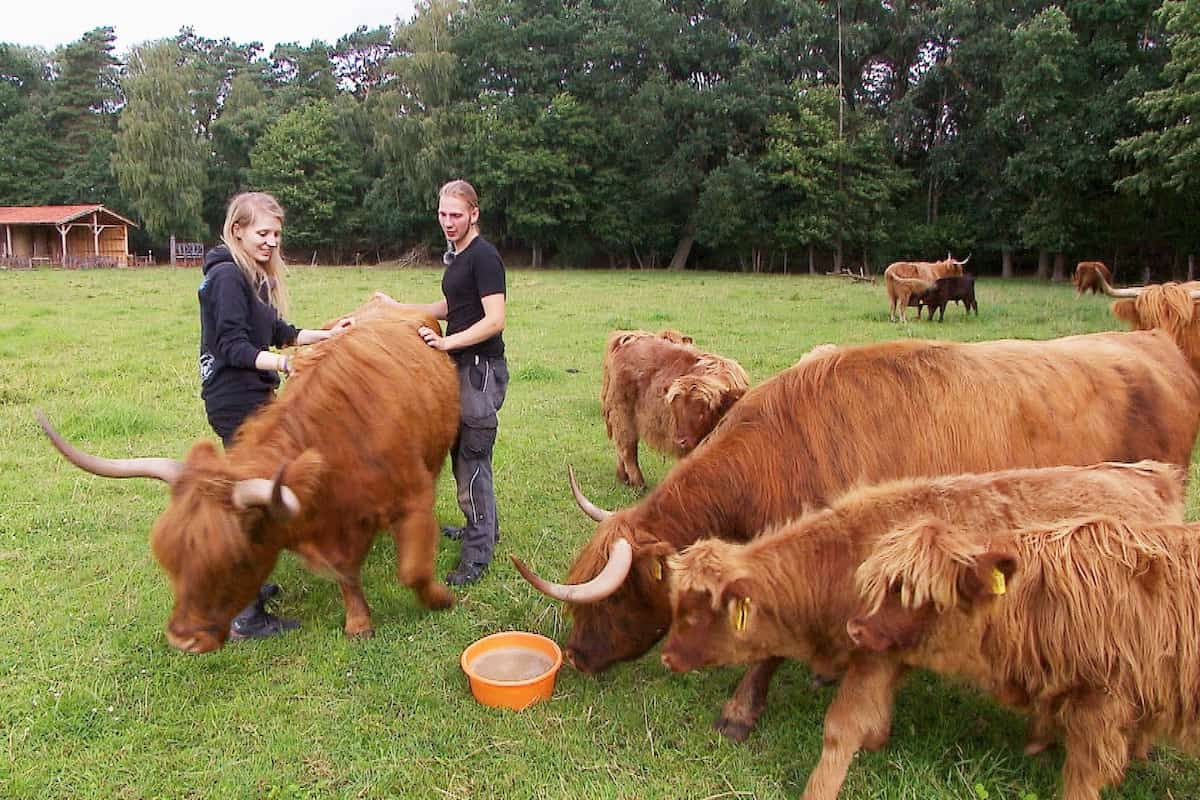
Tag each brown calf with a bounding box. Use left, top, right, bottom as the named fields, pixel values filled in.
left=600, top=329, right=749, bottom=488
left=849, top=513, right=1200, bottom=800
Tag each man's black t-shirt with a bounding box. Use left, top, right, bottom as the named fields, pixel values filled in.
left=443, top=236, right=506, bottom=359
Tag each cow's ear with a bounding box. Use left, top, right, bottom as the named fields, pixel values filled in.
left=184, top=439, right=222, bottom=466
left=958, top=551, right=1018, bottom=604
left=1110, top=299, right=1139, bottom=326
left=282, top=448, right=325, bottom=506
left=642, top=540, right=675, bottom=582
left=721, top=578, right=756, bottom=632
left=714, top=391, right=739, bottom=418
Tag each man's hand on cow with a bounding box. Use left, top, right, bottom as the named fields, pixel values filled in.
left=418, top=325, right=448, bottom=350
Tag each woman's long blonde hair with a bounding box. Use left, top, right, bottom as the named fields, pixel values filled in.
left=221, top=192, right=289, bottom=315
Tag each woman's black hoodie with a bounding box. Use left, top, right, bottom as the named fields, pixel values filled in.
left=198, top=245, right=299, bottom=407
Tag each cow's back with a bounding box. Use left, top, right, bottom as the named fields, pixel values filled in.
left=239, top=311, right=460, bottom=530
left=648, top=331, right=1200, bottom=545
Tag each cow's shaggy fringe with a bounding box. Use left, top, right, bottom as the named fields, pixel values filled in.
left=856, top=519, right=985, bottom=614
left=663, top=353, right=750, bottom=410
left=1112, top=283, right=1200, bottom=370
left=856, top=514, right=1200, bottom=784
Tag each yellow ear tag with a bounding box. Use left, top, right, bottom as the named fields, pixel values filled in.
left=991, top=567, right=1007, bottom=595
left=730, top=597, right=751, bottom=632
left=651, top=559, right=664, bottom=581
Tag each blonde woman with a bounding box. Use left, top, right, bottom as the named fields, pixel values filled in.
left=197, top=191, right=352, bottom=638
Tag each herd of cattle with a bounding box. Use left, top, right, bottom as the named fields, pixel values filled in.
left=36, top=262, right=1200, bottom=799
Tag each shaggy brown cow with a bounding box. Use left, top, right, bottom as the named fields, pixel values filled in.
left=884, top=254, right=968, bottom=322
left=600, top=329, right=749, bottom=488
left=38, top=308, right=459, bottom=653
left=660, top=461, right=1184, bottom=800
left=1072, top=261, right=1113, bottom=295
left=1074, top=262, right=1200, bottom=372
left=513, top=330, right=1200, bottom=741
left=847, top=513, right=1200, bottom=800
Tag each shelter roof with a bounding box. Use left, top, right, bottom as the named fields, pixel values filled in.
left=0, top=205, right=138, bottom=227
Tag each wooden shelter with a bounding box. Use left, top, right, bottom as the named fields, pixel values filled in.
left=0, top=205, right=137, bottom=268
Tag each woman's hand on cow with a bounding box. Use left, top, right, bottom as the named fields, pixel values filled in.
left=418, top=325, right=448, bottom=351
left=330, top=316, right=355, bottom=335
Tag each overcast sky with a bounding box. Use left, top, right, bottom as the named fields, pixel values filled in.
left=4, top=0, right=418, bottom=56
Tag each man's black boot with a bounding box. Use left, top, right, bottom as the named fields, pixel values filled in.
left=445, top=560, right=489, bottom=586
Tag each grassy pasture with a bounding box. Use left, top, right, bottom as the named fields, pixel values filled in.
left=2, top=266, right=1198, bottom=799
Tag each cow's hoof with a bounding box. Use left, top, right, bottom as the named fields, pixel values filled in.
left=345, top=625, right=375, bottom=640
left=1023, top=740, right=1052, bottom=756
left=423, top=582, right=454, bottom=610
left=714, top=715, right=754, bottom=743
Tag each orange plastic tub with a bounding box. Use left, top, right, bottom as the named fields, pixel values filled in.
left=461, top=631, right=563, bottom=710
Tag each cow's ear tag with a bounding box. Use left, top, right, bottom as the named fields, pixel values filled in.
left=990, top=567, right=1007, bottom=596
left=651, top=559, right=664, bottom=581
left=730, top=597, right=751, bottom=631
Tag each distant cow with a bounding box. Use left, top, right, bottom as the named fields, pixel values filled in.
left=1073, top=263, right=1200, bottom=372
left=38, top=306, right=459, bottom=653
left=660, top=461, right=1184, bottom=799
left=916, top=274, right=978, bottom=321
left=1073, top=261, right=1113, bottom=295
left=848, top=513, right=1200, bottom=800
left=600, top=329, right=749, bottom=488
left=884, top=254, right=968, bottom=322
left=513, top=331, right=1200, bottom=744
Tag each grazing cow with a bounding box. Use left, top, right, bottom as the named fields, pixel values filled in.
left=847, top=513, right=1200, bottom=800
left=38, top=307, right=459, bottom=653
left=600, top=329, right=749, bottom=488
left=660, top=461, right=1184, bottom=800
left=1073, top=261, right=1113, bottom=295
left=884, top=254, right=968, bottom=322
left=512, top=330, right=1200, bottom=741
left=1074, top=263, right=1200, bottom=372
left=916, top=275, right=978, bottom=321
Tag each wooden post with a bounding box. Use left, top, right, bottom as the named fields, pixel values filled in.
left=170, top=235, right=176, bottom=267
left=4, top=224, right=10, bottom=258
left=57, top=224, right=68, bottom=266
left=92, top=211, right=100, bottom=255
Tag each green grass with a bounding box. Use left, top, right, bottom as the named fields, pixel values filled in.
left=2, top=266, right=1198, bottom=799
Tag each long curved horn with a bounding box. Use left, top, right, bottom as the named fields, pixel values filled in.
left=953, top=254, right=971, bottom=266
left=1087, top=268, right=1144, bottom=298
left=568, top=465, right=611, bottom=521
left=36, top=410, right=183, bottom=485
left=510, top=538, right=633, bottom=604
left=231, top=463, right=300, bottom=521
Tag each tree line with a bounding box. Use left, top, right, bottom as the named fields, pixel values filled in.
left=1, top=0, right=1196, bottom=277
